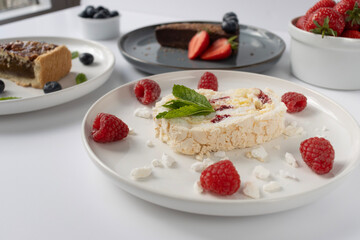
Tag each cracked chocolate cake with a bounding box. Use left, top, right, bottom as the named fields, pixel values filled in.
left=0, top=40, right=72, bottom=89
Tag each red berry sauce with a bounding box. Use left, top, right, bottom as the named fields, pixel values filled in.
left=209, top=96, right=230, bottom=104
left=211, top=114, right=231, bottom=123
left=215, top=105, right=233, bottom=111
left=257, top=90, right=271, bottom=104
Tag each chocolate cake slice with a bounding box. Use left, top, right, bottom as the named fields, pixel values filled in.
left=155, top=23, right=239, bottom=49
left=0, top=40, right=72, bottom=89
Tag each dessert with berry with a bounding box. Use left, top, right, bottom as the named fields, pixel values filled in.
left=155, top=12, right=239, bottom=60
left=0, top=40, right=72, bottom=88
left=295, top=0, right=360, bottom=38
left=153, top=72, right=287, bottom=157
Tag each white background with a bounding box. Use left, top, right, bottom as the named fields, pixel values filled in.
left=1, top=1, right=360, bottom=239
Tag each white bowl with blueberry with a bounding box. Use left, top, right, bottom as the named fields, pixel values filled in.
left=78, top=5, right=120, bottom=40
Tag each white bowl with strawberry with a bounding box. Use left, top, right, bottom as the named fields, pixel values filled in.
left=288, top=0, right=360, bottom=90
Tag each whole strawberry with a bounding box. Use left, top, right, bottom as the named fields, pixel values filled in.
left=198, top=72, right=218, bottom=91
left=92, top=113, right=129, bottom=143
left=341, top=29, right=360, bottom=38
left=200, top=160, right=241, bottom=196
left=334, top=0, right=360, bottom=30
left=305, top=7, right=346, bottom=37
left=300, top=137, right=335, bottom=175
left=305, top=0, right=336, bottom=18
left=296, top=16, right=308, bottom=30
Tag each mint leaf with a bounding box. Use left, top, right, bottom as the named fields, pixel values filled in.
left=76, top=73, right=87, bottom=84
left=172, top=85, right=212, bottom=109
left=156, top=105, right=213, bottom=119
left=155, top=111, right=168, bottom=119
left=0, top=97, right=20, bottom=101
left=162, top=100, right=189, bottom=109
left=156, top=84, right=215, bottom=119
left=71, top=51, right=79, bottom=59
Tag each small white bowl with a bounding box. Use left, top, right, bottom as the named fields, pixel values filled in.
left=79, top=15, right=120, bottom=40
left=288, top=17, right=360, bottom=90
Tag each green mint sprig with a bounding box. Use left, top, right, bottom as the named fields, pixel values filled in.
left=0, top=97, right=21, bottom=101
left=156, top=85, right=214, bottom=119
left=71, top=51, right=79, bottom=59
left=76, top=73, right=87, bottom=84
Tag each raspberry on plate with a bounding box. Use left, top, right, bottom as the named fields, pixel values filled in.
left=300, top=137, right=335, bottom=175
left=200, top=159, right=241, bottom=196
left=281, top=92, right=307, bottom=113
left=92, top=113, right=129, bottom=143
left=198, top=72, right=218, bottom=91
left=134, top=79, right=161, bottom=105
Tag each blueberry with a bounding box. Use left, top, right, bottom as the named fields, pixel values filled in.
left=93, top=11, right=107, bottom=19
left=223, top=12, right=237, bottom=21
left=110, top=10, right=119, bottom=17
left=78, top=10, right=88, bottom=18
left=100, top=8, right=111, bottom=17
left=95, top=6, right=105, bottom=12
left=0, top=79, right=4, bottom=93
left=79, top=53, right=94, bottom=65
left=85, top=6, right=96, bottom=18
left=222, top=20, right=238, bottom=33
left=43, top=81, right=62, bottom=94
left=224, top=15, right=238, bottom=23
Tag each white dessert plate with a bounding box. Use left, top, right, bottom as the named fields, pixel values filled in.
left=0, top=36, right=115, bottom=115
left=81, top=70, right=360, bottom=216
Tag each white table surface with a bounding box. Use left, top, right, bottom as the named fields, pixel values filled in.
left=1, top=3, right=360, bottom=240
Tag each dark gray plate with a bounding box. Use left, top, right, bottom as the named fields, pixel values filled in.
left=118, top=21, right=286, bottom=74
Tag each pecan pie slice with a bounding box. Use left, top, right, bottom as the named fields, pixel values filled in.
left=0, top=40, right=72, bottom=89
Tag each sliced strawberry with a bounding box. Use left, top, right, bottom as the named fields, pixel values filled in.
left=200, top=36, right=237, bottom=61
left=188, top=30, right=210, bottom=59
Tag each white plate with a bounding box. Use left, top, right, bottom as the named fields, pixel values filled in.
left=0, top=36, right=115, bottom=115
left=81, top=70, right=360, bottom=216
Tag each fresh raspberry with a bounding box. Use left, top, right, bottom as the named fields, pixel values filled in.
left=200, top=160, right=241, bottom=196
left=134, top=79, right=161, bottom=105
left=198, top=72, right=218, bottom=91
left=300, top=137, right=335, bottom=174
left=281, top=92, right=307, bottom=113
left=92, top=113, right=129, bottom=143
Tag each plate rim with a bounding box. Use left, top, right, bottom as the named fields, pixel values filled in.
left=81, top=70, right=360, bottom=214
left=0, top=36, right=115, bottom=115
left=118, top=21, right=286, bottom=71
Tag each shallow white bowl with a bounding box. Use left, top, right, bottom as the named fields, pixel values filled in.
left=288, top=17, right=360, bottom=90
left=79, top=15, right=120, bottom=40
